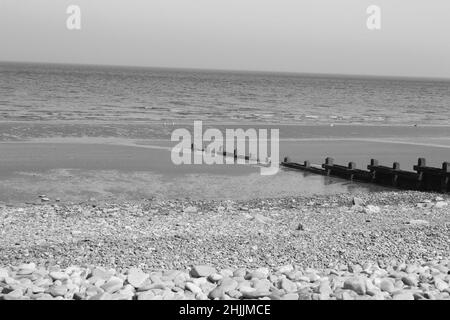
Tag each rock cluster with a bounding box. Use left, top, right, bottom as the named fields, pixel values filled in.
left=1, top=261, right=449, bottom=300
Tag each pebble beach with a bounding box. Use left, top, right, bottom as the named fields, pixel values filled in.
left=1, top=191, right=449, bottom=300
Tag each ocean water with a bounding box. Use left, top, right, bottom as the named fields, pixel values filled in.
left=1, top=62, right=449, bottom=202
left=1, top=62, right=449, bottom=125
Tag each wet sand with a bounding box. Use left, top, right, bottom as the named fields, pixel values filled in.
left=0, top=140, right=448, bottom=203
left=0, top=141, right=389, bottom=204
left=0, top=123, right=448, bottom=203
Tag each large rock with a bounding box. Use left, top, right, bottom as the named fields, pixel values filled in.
left=245, top=268, right=270, bottom=280
left=17, top=263, right=36, bottom=275
left=183, top=206, right=198, bottom=213
left=435, top=201, right=448, bottom=209
left=392, top=290, right=415, bottom=300
left=281, top=293, right=299, bottom=300
left=343, top=277, right=366, bottom=295
left=401, top=275, right=418, bottom=287
left=352, top=197, right=365, bottom=206
left=240, top=287, right=271, bottom=299
left=219, top=278, right=238, bottom=293
left=219, top=269, right=234, bottom=278
left=49, top=271, right=69, bottom=281
left=0, top=267, right=9, bottom=280
left=208, top=286, right=225, bottom=299
left=378, top=279, right=395, bottom=293
left=434, top=278, right=449, bottom=291
left=364, top=205, right=380, bottom=214
left=280, top=278, right=297, bottom=293
left=48, top=285, right=68, bottom=297
left=35, top=293, right=55, bottom=300
left=89, top=292, right=113, bottom=300
left=2, top=289, right=24, bottom=300
left=276, top=265, right=294, bottom=274
left=101, top=277, right=124, bottom=293
left=233, top=268, right=247, bottom=278
left=252, top=279, right=271, bottom=292
left=408, top=219, right=429, bottom=226
left=227, top=289, right=243, bottom=299
left=190, top=265, right=216, bottom=278
left=252, top=214, right=272, bottom=224
left=417, top=202, right=434, bottom=209
left=137, top=291, right=155, bottom=300
left=127, top=268, right=149, bottom=288
left=111, top=293, right=133, bottom=300
left=318, top=280, right=333, bottom=296
left=208, top=273, right=223, bottom=283
left=336, top=290, right=357, bottom=301
left=185, top=282, right=202, bottom=295
left=90, top=267, right=114, bottom=281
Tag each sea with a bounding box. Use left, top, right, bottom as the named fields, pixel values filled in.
left=1, top=61, right=449, bottom=125
left=0, top=61, right=449, bottom=202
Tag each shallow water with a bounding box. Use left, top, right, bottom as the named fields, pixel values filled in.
left=0, top=141, right=391, bottom=204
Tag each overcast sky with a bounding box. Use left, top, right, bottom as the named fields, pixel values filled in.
left=0, top=0, right=449, bottom=78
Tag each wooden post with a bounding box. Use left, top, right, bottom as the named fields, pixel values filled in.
left=304, top=160, right=310, bottom=168
left=416, top=158, right=426, bottom=189
left=348, top=162, right=356, bottom=180
left=442, top=162, right=449, bottom=192
left=392, top=162, right=400, bottom=187
left=369, top=159, right=378, bottom=182
left=324, top=157, right=334, bottom=176
left=418, top=158, right=426, bottom=167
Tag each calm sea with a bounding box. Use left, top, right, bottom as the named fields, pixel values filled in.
left=0, top=62, right=449, bottom=125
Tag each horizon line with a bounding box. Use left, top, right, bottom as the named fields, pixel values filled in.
left=1, top=59, right=449, bottom=82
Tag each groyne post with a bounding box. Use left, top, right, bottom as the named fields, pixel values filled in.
left=324, top=157, right=334, bottom=176
left=392, top=162, right=400, bottom=187
left=348, top=162, right=356, bottom=180
left=442, top=162, right=450, bottom=192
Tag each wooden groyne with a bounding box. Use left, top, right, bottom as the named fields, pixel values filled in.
left=282, top=156, right=450, bottom=193
left=190, top=143, right=266, bottom=163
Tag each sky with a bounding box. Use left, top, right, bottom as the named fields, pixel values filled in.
left=0, top=0, right=449, bottom=78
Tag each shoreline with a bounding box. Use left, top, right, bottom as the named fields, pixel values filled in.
left=2, top=119, right=450, bottom=127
